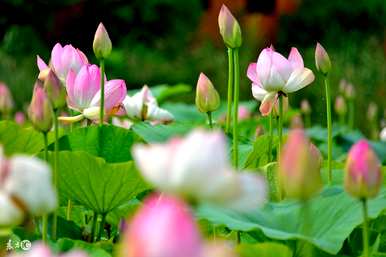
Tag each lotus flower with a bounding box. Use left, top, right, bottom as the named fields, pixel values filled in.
left=28, top=81, right=54, bottom=133
left=218, top=4, right=242, bottom=48
left=345, top=140, right=382, bottom=199
left=123, top=85, right=174, bottom=124
left=59, top=64, right=127, bottom=123
left=0, top=82, right=14, bottom=114
left=93, top=22, right=112, bottom=59
left=14, top=112, right=25, bottom=125
left=315, top=42, right=331, bottom=75
left=279, top=129, right=323, bottom=200
left=133, top=129, right=267, bottom=211
left=124, top=194, right=202, bottom=257
left=37, top=43, right=88, bottom=82
left=0, top=147, right=57, bottom=227
left=195, top=73, right=220, bottom=113
left=247, top=46, right=314, bottom=116
left=7, top=243, right=89, bottom=257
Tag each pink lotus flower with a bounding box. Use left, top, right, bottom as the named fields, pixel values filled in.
left=133, top=129, right=267, bottom=211
left=59, top=64, right=127, bottom=123
left=7, top=243, right=89, bottom=257
left=0, top=82, right=14, bottom=113
left=345, top=140, right=382, bottom=199
left=37, top=43, right=88, bottom=82
left=247, top=46, right=314, bottom=116
left=124, top=194, right=202, bottom=257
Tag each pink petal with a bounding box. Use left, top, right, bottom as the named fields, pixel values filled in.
left=271, top=50, right=292, bottom=81
left=256, top=48, right=273, bottom=87
left=36, top=55, right=48, bottom=71
left=288, top=47, right=304, bottom=70
left=73, top=65, right=101, bottom=109
left=247, top=63, right=259, bottom=84
left=51, top=43, right=63, bottom=74
left=259, top=92, right=277, bottom=116
left=91, top=79, right=127, bottom=111
left=66, top=69, right=77, bottom=109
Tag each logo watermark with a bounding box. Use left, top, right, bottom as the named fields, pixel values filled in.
left=6, top=239, right=31, bottom=251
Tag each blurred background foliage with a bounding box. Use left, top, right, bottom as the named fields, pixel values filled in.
left=0, top=0, right=385, bottom=134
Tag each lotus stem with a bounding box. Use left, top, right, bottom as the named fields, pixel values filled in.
left=226, top=48, right=234, bottom=134
left=99, top=58, right=105, bottom=126
left=232, top=48, right=240, bottom=169
left=361, top=199, right=369, bottom=257
left=324, top=76, right=332, bottom=184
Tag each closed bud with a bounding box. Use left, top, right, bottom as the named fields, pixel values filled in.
left=367, top=102, right=378, bottom=122
left=93, top=23, right=112, bottom=59
left=335, top=96, right=347, bottom=115
left=315, top=42, right=331, bottom=75
left=218, top=5, right=242, bottom=48
left=43, top=69, right=66, bottom=109
left=300, top=99, right=311, bottom=114
left=195, top=73, right=220, bottom=113
left=345, top=83, right=355, bottom=99
left=279, top=129, right=323, bottom=200
left=28, top=82, right=53, bottom=133
left=345, top=140, right=382, bottom=199
left=0, top=82, right=14, bottom=114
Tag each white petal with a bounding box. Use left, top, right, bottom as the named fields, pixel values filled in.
left=4, top=156, right=57, bottom=215
left=123, top=94, right=144, bottom=120
left=251, top=83, right=268, bottom=101
left=147, top=104, right=174, bottom=122
left=283, top=68, right=315, bottom=93
left=0, top=192, right=24, bottom=227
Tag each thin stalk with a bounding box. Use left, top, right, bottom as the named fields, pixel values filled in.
left=232, top=48, right=240, bottom=169
left=324, top=76, right=332, bottom=184
left=339, top=114, right=345, bottom=127
left=52, top=109, right=59, bottom=240
left=348, top=99, right=355, bottom=129
left=97, top=214, right=107, bottom=241
left=277, top=95, right=284, bottom=159
left=42, top=132, right=49, bottom=242
left=207, top=112, right=213, bottom=129
left=99, top=59, right=105, bottom=126
left=225, top=48, right=234, bottom=133
left=236, top=231, right=241, bottom=244
left=361, top=199, right=369, bottom=257
left=66, top=200, right=72, bottom=220
left=91, top=212, right=99, bottom=243
left=305, top=113, right=311, bottom=128
left=268, top=112, right=273, bottom=162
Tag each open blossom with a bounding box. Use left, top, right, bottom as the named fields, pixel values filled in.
left=0, top=147, right=57, bottom=227
left=37, top=43, right=88, bottom=82
left=124, top=194, right=202, bottom=257
left=133, top=129, right=267, bottom=211
left=279, top=129, right=323, bottom=200
left=59, top=64, right=127, bottom=123
left=345, top=140, right=382, bottom=199
left=8, top=243, right=89, bottom=257
left=247, top=46, right=314, bottom=116
left=0, top=82, right=14, bottom=113
left=123, top=85, right=174, bottom=123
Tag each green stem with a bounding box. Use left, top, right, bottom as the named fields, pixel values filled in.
left=97, top=214, right=106, bottom=241
left=91, top=212, right=98, bottom=243
left=277, top=95, right=284, bottom=201
left=207, top=112, right=213, bottom=129
left=66, top=200, right=72, bottom=220
left=99, top=59, right=105, bottom=126
left=268, top=112, right=273, bottom=162
left=324, top=76, right=332, bottom=185
left=52, top=109, right=59, bottom=240
left=232, top=48, right=240, bottom=169
left=42, top=132, right=49, bottom=242
left=226, top=48, right=234, bottom=134
left=236, top=231, right=241, bottom=244
left=305, top=113, right=311, bottom=128
left=361, top=199, right=369, bottom=257
left=348, top=99, right=355, bottom=129
left=339, top=114, right=345, bottom=127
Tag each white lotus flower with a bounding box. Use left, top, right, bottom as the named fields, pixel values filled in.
left=133, top=129, right=267, bottom=211
left=380, top=127, right=386, bottom=142
left=123, top=85, right=174, bottom=123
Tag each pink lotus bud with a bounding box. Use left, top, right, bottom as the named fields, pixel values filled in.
left=238, top=106, right=251, bottom=120
left=124, top=194, right=202, bottom=257
left=300, top=99, right=311, bottom=114
left=218, top=5, right=242, bottom=48
left=345, top=140, right=382, bottom=199
left=43, top=69, right=66, bottom=109
left=367, top=102, right=378, bottom=121
left=335, top=96, right=347, bottom=115
left=14, top=112, right=26, bottom=125
left=0, top=82, right=14, bottom=113
left=339, top=79, right=348, bottom=93
left=344, top=83, right=355, bottom=99
left=28, top=82, right=54, bottom=133
left=279, top=129, right=323, bottom=200
left=195, top=73, right=220, bottom=113
left=93, top=22, right=112, bottom=59
left=315, top=42, right=331, bottom=75
left=290, top=114, right=303, bottom=129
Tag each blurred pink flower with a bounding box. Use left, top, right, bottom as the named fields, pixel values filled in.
left=345, top=140, right=382, bottom=199
left=37, top=43, right=88, bottom=82
left=0, top=82, right=14, bottom=113
left=59, top=64, right=127, bottom=123
left=124, top=194, right=202, bottom=257
left=247, top=46, right=314, bottom=116
left=133, top=129, right=267, bottom=211
left=14, top=112, right=25, bottom=125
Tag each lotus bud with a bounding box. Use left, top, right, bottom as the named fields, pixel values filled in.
left=124, top=194, right=202, bottom=257
left=315, top=42, right=331, bottom=75
left=14, top=112, right=25, bottom=125
left=195, top=73, right=220, bottom=113
left=290, top=114, right=303, bottom=129
left=218, top=5, right=242, bottom=48
left=335, top=96, right=347, bottom=115
left=300, top=99, right=311, bottom=114
left=43, top=69, right=66, bottom=109
left=339, top=79, right=348, bottom=93
left=367, top=102, right=378, bottom=122
left=345, top=83, right=355, bottom=99
left=0, top=82, right=14, bottom=114
left=345, top=140, right=382, bottom=199
left=28, top=82, right=53, bottom=133
left=279, top=129, right=323, bottom=200
left=93, top=22, right=112, bottom=59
